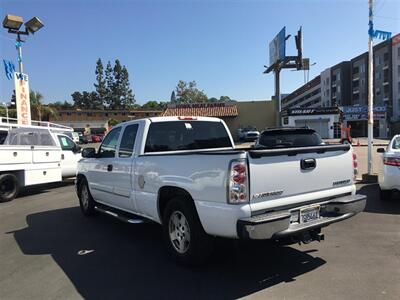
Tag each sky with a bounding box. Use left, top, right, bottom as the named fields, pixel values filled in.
left=0, top=0, right=399, bottom=105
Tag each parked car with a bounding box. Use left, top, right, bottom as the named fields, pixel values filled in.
left=78, top=133, right=89, bottom=144
left=238, top=126, right=260, bottom=142
left=0, top=120, right=81, bottom=202
left=91, top=134, right=102, bottom=143
left=255, top=127, right=325, bottom=148
left=377, top=134, right=400, bottom=199
left=76, top=116, right=366, bottom=265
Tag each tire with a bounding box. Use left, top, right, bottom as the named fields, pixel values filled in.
left=78, top=179, right=97, bottom=216
left=162, top=196, right=214, bottom=265
left=0, top=173, right=19, bottom=203
left=380, top=188, right=392, bottom=201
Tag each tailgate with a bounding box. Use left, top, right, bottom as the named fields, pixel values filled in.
left=248, top=145, right=354, bottom=209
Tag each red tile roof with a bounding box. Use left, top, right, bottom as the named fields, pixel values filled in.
left=163, top=103, right=238, bottom=117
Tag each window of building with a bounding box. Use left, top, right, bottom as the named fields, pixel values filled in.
left=337, top=73, right=340, bottom=80
left=376, top=56, right=381, bottom=66
left=360, top=64, right=365, bottom=73
left=398, top=82, right=400, bottom=93
left=398, top=65, right=400, bottom=76
left=67, top=112, right=71, bottom=116
left=118, top=124, right=138, bottom=158
left=376, top=88, right=381, bottom=96
left=337, top=85, right=341, bottom=93
left=398, top=47, right=400, bottom=59
left=376, top=72, right=381, bottom=80
left=384, top=52, right=389, bottom=61
left=353, top=66, right=359, bottom=74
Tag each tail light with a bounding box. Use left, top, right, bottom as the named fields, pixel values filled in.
left=384, top=157, right=400, bottom=167
left=228, top=159, right=249, bottom=204
left=352, top=152, right=358, bottom=178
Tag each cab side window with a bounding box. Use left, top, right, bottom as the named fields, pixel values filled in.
left=118, top=124, right=139, bottom=158
left=98, top=127, right=121, bottom=158
left=57, top=135, right=75, bottom=151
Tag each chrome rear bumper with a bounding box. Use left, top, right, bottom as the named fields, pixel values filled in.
left=237, top=194, right=366, bottom=240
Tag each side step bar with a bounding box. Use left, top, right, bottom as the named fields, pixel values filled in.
left=94, top=206, right=146, bottom=224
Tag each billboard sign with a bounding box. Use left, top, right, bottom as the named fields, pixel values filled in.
left=14, top=72, right=31, bottom=125
left=341, top=105, right=386, bottom=120
left=269, top=27, right=286, bottom=66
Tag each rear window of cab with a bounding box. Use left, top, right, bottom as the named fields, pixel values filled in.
left=145, top=121, right=232, bottom=152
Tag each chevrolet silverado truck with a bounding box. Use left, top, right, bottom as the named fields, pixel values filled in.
left=76, top=117, right=366, bottom=264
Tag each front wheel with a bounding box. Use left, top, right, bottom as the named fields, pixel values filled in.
left=78, top=179, right=97, bottom=216
left=0, top=173, right=19, bottom=203
left=163, top=197, right=214, bottom=265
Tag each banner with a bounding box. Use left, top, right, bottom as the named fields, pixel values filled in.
left=14, top=72, right=31, bottom=125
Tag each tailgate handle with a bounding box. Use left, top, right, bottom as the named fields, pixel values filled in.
left=301, top=158, right=316, bottom=170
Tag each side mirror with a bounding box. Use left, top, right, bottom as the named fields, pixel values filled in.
left=377, top=148, right=385, bottom=153
left=73, top=145, right=82, bottom=153
left=81, top=147, right=97, bottom=158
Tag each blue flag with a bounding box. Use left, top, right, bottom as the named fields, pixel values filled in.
left=3, top=60, right=15, bottom=80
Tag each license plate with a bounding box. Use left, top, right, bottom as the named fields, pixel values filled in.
left=300, top=206, right=320, bottom=223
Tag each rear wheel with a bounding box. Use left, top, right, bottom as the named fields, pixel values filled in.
left=78, top=179, right=97, bottom=216
left=380, top=188, right=392, bottom=201
left=162, top=197, right=214, bottom=265
left=0, top=173, right=19, bottom=203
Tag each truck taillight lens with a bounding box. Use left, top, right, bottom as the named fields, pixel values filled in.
left=228, top=159, right=248, bottom=204
left=384, top=157, right=400, bottom=167
left=352, top=152, right=358, bottom=178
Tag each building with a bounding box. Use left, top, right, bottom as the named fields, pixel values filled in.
left=49, top=109, right=163, bottom=133
left=392, top=34, right=400, bottom=127
left=281, top=35, right=398, bottom=138
left=281, top=76, right=321, bottom=109
left=331, top=61, right=351, bottom=106
left=163, top=101, right=276, bottom=140
left=282, top=107, right=341, bottom=139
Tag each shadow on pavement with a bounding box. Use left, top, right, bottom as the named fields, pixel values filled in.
left=17, top=180, right=75, bottom=198
left=358, top=183, right=400, bottom=215
left=11, top=207, right=326, bottom=299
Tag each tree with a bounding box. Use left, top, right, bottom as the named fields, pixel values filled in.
left=104, top=61, right=114, bottom=108
left=142, top=101, right=168, bottom=110
left=94, top=58, right=107, bottom=106
left=219, top=96, right=231, bottom=102
left=30, top=90, right=56, bottom=121
left=170, top=91, right=176, bottom=103
left=120, top=65, right=135, bottom=109
left=175, top=80, right=208, bottom=103
left=71, top=91, right=102, bottom=109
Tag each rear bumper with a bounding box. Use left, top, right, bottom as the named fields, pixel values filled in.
left=237, top=194, right=366, bottom=240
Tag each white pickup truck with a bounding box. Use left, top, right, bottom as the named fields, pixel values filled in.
left=0, top=120, right=82, bottom=202
left=76, top=117, right=366, bottom=264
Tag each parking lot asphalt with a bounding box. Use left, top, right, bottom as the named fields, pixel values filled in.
left=0, top=182, right=399, bottom=300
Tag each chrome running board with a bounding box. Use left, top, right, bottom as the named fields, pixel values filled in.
left=95, top=206, right=145, bottom=224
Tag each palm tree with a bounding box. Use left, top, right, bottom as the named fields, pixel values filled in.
left=30, top=90, right=57, bottom=121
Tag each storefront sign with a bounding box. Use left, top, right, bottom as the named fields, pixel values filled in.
left=341, top=105, right=386, bottom=120
left=169, top=102, right=233, bottom=109
left=283, top=107, right=340, bottom=116
left=14, top=72, right=31, bottom=125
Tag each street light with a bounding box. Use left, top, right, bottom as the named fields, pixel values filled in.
left=2, top=14, right=44, bottom=74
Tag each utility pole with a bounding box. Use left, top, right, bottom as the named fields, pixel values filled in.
left=367, top=0, right=374, bottom=175
left=274, top=67, right=281, bottom=126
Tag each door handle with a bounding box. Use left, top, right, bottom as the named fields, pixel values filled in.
left=107, top=164, right=113, bottom=172
left=300, top=158, right=316, bottom=170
